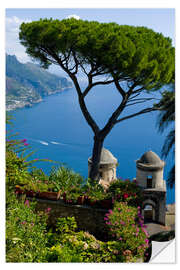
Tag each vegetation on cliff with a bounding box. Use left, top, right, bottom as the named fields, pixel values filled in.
left=6, top=54, right=72, bottom=110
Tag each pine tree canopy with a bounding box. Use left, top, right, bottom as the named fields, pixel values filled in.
left=19, top=18, right=175, bottom=91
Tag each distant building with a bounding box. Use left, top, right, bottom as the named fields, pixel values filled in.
left=88, top=148, right=118, bottom=190
left=136, top=150, right=166, bottom=225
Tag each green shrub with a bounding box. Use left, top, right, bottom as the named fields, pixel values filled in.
left=6, top=150, right=31, bottom=188
left=47, top=228, right=117, bottom=262
left=104, top=202, right=149, bottom=262
left=56, top=217, right=77, bottom=234
left=49, top=166, right=84, bottom=192
left=30, top=168, right=49, bottom=182
left=82, top=178, right=106, bottom=200
left=108, top=178, right=144, bottom=207
left=6, top=193, right=49, bottom=262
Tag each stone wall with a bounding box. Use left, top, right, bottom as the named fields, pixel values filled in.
left=35, top=198, right=109, bottom=240
left=142, top=190, right=166, bottom=225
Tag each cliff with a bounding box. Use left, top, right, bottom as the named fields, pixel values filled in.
left=6, top=54, right=72, bottom=110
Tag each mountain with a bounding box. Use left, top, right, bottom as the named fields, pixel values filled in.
left=6, top=54, right=72, bottom=111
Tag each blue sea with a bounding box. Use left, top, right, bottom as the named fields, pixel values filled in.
left=7, top=83, right=175, bottom=204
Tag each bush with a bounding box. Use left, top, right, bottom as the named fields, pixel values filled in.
left=6, top=150, right=31, bottom=188
left=47, top=217, right=119, bottom=262
left=49, top=166, right=84, bottom=192
left=108, top=178, right=144, bottom=207
left=6, top=193, right=49, bottom=262
left=104, top=202, right=149, bottom=262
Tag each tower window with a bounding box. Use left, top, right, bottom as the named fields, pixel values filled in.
left=147, top=176, right=153, bottom=188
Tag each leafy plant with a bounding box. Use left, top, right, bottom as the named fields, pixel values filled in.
left=108, top=178, right=144, bottom=207
left=6, top=192, right=49, bottom=262
left=6, top=148, right=32, bottom=188
left=47, top=222, right=121, bottom=262
left=82, top=178, right=106, bottom=201
left=49, top=166, right=84, bottom=193
left=104, top=202, right=149, bottom=262
left=56, top=217, right=77, bottom=234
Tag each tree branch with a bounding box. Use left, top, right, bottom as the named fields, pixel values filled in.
left=82, top=79, right=115, bottom=98
left=125, top=100, right=153, bottom=107
left=126, top=97, right=160, bottom=106
left=116, top=107, right=160, bottom=123
left=114, top=79, right=126, bottom=98
left=100, top=97, right=128, bottom=138
left=128, top=92, right=141, bottom=100
left=71, top=76, right=100, bottom=134
left=43, top=50, right=100, bottom=134
left=131, top=86, right=146, bottom=94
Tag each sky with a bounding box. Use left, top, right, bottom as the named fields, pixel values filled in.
left=5, top=8, right=175, bottom=65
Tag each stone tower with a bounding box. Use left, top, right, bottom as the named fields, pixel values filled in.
left=136, top=150, right=166, bottom=225
left=88, top=148, right=118, bottom=189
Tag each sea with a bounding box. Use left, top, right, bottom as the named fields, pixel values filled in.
left=7, top=82, right=175, bottom=204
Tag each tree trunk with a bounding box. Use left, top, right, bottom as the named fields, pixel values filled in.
left=89, top=135, right=104, bottom=181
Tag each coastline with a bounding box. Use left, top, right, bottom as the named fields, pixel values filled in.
left=6, top=86, right=72, bottom=111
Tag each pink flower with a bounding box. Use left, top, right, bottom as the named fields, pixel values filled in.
left=24, top=200, right=29, bottom=207
left=119, top=237, right=123, bottom=241
left=24, top=143, right=29, bottom=146
left=104, top=217, right=109, bottom=221
left=108, top=209, right=113, bottom=214
left=120, top=220, right=125, bottom=225
left=45, top=207, right=51, bottom=213
left=21, top=139, right=27, bottom=142
left=135, top=232, right=139, bottom=236
left=106, top=221, right=111, bottom=225
left=21, top=221, right=26, bottom=225
left=145, top=239, right=149, bottom=244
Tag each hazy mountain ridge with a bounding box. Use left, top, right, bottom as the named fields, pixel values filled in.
left=6, top=54, right=72, bottom=110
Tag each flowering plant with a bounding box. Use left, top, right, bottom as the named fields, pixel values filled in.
left=108, top=178, right=144, bottom=207
left=104, top=202, right=149, bottom=262
left=6, top=193, right=49, bottom=262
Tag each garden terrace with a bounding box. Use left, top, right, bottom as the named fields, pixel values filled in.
left=32, top=197, right=109, bottom=241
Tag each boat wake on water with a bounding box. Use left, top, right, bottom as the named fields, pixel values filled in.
left=27, top=137, right=49, bottom=146
left=27, top=137, right=89, bottom=148
left=39, top=140, right=49, bottom=146
left=50, top=141, right=67, bottom=146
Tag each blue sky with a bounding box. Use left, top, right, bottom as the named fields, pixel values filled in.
left=6, top=8, right=175, bottom=65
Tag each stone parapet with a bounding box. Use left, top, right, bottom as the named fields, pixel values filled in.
left=34, top=198, right=109, bottom=241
